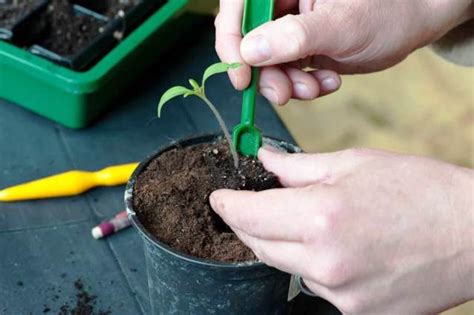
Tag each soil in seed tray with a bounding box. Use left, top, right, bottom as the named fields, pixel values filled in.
left=133, top=140, right=282, bottom=263
left=0, top=0, right=38, bottom=29
left=36, top=0, right=104, bottom=56
left=73, top=0, right=140, bottom=18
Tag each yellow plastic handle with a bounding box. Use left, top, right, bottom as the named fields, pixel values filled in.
left=0, top=163, right=138, bottom=202
left=94, top=163, right=139, bottom=186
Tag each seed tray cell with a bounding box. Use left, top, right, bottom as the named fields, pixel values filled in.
left=27, top=4, right=115, bottom=70
left=72, top=0, right=165, bottom=33
left=4, top=0, right=166, bottom=70
left=0, top=0, right=47, bottom=40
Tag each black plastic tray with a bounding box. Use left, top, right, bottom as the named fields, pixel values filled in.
left=0, top=0, right=48, bottom=40
left=2, top=0, right=164, bottom=70
left=73, top=0, right=165, bottom=36
left=28, top=4, right=116, bottom=70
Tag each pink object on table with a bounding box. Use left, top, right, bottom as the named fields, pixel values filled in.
left=91, top=211, right=131, bottom=239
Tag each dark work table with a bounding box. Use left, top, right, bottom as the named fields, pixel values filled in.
left=0, top=20, right=340, bottom=315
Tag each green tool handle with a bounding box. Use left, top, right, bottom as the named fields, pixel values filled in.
left=240, top=0, right=274, bottom=126
left=241, top=67, right=259, bottom=125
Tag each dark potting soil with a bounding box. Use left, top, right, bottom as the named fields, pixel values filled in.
left=133, top=140, right=281, bottom=263
left=0, top=0, right=38, bottom=29
left=73, top=0, right=140, bottom=18
left=35, top=0, right=104, bottom=56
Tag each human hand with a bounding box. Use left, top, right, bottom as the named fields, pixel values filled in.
left=210, top=147, right=474, bottom=314
left=215, top=0, right=473, bottom=105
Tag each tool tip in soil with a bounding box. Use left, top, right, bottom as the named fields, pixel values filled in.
left=233, top=124, right=262, bottom=157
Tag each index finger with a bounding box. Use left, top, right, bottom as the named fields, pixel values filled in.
left=215, top=0, right=251, bottom=90
left=210, top=186, right=335, bottom=242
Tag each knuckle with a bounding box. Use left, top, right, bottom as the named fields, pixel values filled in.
left=307, top=186, right=345, bottom=234
left=214, top=39, right=232, bottom=61
left=281, top=15, right=310, bottom=58
left=324, top=190, right=345, bottom=218
left=214, top=39, right=224, bottom=57
left=214, top=13, right=220, bottom=28
left=312, top=257, right=351, bottom=288
left=333, top=4, right=373, bottom=58
left=319, top=211, right=339, bottom=236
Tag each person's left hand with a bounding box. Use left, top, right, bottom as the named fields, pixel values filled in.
left=210, top=147, right=474, bottom=315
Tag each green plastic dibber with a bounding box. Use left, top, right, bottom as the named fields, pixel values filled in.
left=232, top=0, right=274, bottom=157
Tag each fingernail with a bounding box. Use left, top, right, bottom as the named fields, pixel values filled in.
left=321, top=77, right=339, bottom=91
left=242, top=35, right=271, bottom=64
left=260, top=87, right=279, bottom=105
left=209, top=192, right=218, bottom=209
left=294, top=83, right=313, bottom=99
left=229, top=71, right=242, bottom=90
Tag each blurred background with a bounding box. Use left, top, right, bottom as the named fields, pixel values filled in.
left=276, top=47, right=474, bottom=315
left=278, top=48, right=473, bottom=168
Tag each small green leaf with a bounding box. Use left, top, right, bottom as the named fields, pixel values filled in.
left=202, top=62, right=241, bottom=87
left=157, top=86, right=192, bottom=117
left=188, top=79, right=200, bottom=91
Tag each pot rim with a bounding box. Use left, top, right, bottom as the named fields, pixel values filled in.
left=125, top=133, right=302, bottom=269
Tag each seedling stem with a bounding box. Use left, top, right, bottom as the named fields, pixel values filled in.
left=157, top=62, right=241, bottom=168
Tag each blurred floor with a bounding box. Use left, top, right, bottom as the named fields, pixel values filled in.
left=275, top=47, right=474, bottom=315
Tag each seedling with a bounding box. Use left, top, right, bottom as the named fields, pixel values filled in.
left=158, top=62, right=241, bottom=168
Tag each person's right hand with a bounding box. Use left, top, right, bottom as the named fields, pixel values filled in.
left=215, top=0, right=473, bottom=105
left=210, top=147, right=474, bottom=314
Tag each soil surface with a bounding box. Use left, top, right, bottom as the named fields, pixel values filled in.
left=0, top=0, right=38, bottom=29
left=133, top=140, right=281, bottom=262
left=74, top=0, right=140, bottom=18
left=36, top=0, right=104, bottom=56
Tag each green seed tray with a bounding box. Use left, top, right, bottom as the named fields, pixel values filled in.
left=0, top=0, right=195, bottom=129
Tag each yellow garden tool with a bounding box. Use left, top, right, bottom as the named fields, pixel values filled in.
left=0, top=163, right=138, bottom=202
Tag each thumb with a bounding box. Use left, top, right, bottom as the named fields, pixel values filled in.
left=258, top=147, right=369, bottom=188
left=240, top=6, right=353, bottom=66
